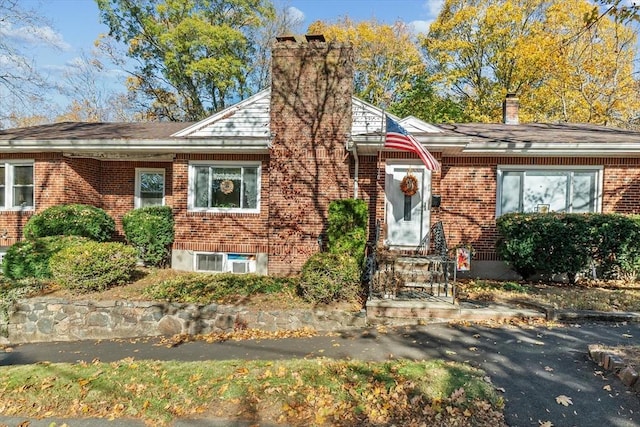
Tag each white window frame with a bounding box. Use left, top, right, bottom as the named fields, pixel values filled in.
left=194, top=252, right=256, bottom=274
left=0, top=160, right=35, bottom=211
left=188, top=160, right=261, bottom=213
left=135, top=168, right=166, bottom=208
left=496, top=165, right=603, bottom=217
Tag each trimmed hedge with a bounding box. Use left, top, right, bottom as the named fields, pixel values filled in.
left=497, top=213, right=640, bottom=282
left=49, top=241, right=138, bottom=293
left=2, top=236, right=90, bottom=280
left=23, top=204, right=115, bottom=242
left=122, top=206, right=174, bottom=267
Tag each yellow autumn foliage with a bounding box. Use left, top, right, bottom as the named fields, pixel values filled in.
left=422, top=0, right=639, bottom=126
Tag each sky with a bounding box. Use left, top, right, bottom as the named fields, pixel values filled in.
left=6, top=0, right=443, bottom=114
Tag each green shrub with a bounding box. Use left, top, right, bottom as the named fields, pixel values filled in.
left=586, top=214, right=640, bottom=279
left=2, top=236, right=90, bottom=280
left=23, top=204, right=115, bottom=242
left=497, top=213, right=640, bottom=282
left=298, top=252, right=361, bottom=304
left=122, top=206, right=175, bottom=267
left=49, top=241, right=138, bottom=293
left=143, top=272, right=297, bottom=304
left=326, top=199, right=368, bottom=265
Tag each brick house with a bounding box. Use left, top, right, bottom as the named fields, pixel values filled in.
left=1, top=36, right=640, bottom=279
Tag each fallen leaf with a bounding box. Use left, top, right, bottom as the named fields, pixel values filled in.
left=555, top=395, right=573, bottom=406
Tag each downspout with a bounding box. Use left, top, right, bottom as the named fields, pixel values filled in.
left=352, top=143, right=359, bottom=199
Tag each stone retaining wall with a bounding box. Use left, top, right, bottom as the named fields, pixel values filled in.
left=6, top=298, right=367, bottom=344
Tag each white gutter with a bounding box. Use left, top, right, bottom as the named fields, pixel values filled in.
left=0, top=138, right=270, bottom=154
left=463, top=142, right=640, bottom=156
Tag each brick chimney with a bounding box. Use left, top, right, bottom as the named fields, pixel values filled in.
left=268, top=35, right=354, bottom=275
left=503, top=93, right=519, bottom=125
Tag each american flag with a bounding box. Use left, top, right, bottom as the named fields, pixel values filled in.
left=385, top=115, right=440, bottom=171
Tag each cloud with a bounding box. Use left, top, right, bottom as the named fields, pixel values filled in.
left=406, top=0, right=443, bottom=34
left=0, top=22, right=71, bottom=50
left=422, top=0, right=444, bottom=17
left=409, top=20, right=432, bottom=34
left=286, top=6, right=304, bottom=23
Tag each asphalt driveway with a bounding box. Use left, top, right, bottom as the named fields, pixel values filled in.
left=1, top=321, right=639, bottom=427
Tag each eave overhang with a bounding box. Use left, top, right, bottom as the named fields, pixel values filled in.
left=0, top=137, right=271, bottom=159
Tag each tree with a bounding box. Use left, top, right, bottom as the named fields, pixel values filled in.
left=421, top=0, right=640, bottom=125
left=528, top=1, right=640, bottom=126
left=95, top=0, right=276, bottom=121
left=0, top=0, right=59, bottom=127
left=247, top=2, right=304, bottom=91
left=308, top=18, right=425, bottom=109
left=54, top=50, right=138, bottom=122
left=389, top=73, right=467, bottom=123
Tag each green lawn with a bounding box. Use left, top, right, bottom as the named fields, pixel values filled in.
left=0, top=358, right=504, bottom=426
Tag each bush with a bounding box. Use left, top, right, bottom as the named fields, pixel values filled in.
left=23, top=204, right=115, bottom=242
left=2, top=236, right=90, bottom=280
left=49, top=241, right=138, bottom=293
left=298, top=252, right=361, bottom=304
left=326, top=199, right=368, bottom=265
left=122, top=206, right=175, bottom=267
left=586, top=214, right=640, bottom=279
left=496, top=213, right=640, bottom=282
left=143, top=272, right=297, bottom=304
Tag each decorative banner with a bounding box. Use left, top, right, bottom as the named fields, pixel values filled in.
left=456, top=247, right=471, bottom=271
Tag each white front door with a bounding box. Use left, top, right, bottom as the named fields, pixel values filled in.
left=385, top=163, right=431, bottom=247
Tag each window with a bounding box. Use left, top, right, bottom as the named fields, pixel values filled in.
left=497, top=166, right=602, bottom=216
left=195, top=252, right=256, bottom=274
left=0, top=161, right=34, bottom=210
left=189, top=162, right=260, bottom=212
left=196, top=253, right=224, bottom=272
left=135, top=169, right=165, bottom=208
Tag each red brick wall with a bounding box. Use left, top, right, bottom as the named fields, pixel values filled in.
left=357, top=155, right=640, bottom=262
left=268, top=40, right=354, bottom=275
left=171, top=154, right=270, bottom=256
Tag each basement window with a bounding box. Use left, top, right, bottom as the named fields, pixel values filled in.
left=195, top=252, right=256, bottom=274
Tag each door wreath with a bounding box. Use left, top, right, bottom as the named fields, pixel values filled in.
left=400, top=173, right=419, bottom=196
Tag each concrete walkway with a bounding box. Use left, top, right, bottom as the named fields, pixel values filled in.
left=2, top=316, right=640, bottom=426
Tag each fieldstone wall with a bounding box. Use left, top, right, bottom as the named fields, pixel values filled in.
left=6, top=297, right=367, bottom=344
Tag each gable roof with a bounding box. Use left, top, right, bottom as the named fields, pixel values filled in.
left=172, top=90, right=271, bottom=139
left=2, top=89, right=640, bottom=158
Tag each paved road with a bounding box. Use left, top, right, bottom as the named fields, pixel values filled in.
left=1, top=321, right=639, bottom=427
